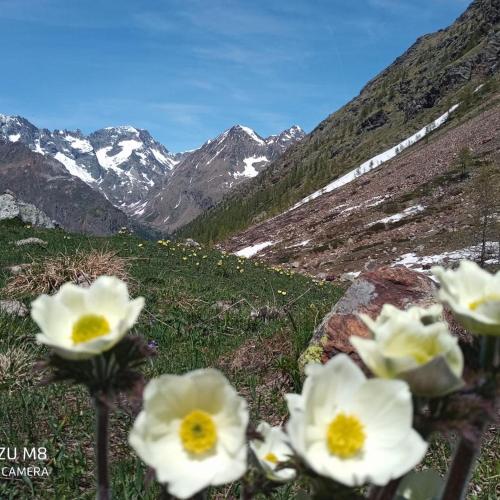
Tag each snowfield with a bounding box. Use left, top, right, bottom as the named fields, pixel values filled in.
left=235, top=241, right=274, bottom=258
left=96, top=139, right=144, bottom=170
left=368, top=204, right=426, bottom=226
left=54, top=152, right=95, bottom=184
left=287, top=104, right=460, bottom=213
left=393, top=242, right=499, bottom=273
left=234, top=156, right=269, bottom=178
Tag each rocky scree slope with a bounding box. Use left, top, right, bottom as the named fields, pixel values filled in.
left=179, top=0, right=500, bottom=244
left=223, top=89, right=500, bottom=278
left=142, top=125, right=304, bottom=232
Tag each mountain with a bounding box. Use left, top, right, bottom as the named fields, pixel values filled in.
left=0, top=115, right=303, bottom=232
left=223, top=87, right=500, bottom=277
left=0, top=140, right=129, bottom=235
left=88, top=126, right=179, bottom=213
left=0, top=116, right=178, bottom=217
left=178, top=0, right=500, bottom=244
left=141, top=125, right=304, bottom=232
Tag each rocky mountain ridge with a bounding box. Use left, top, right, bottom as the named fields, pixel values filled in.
left=0, top=115, right=303, bottom=232
left=142, top=124, right=305, bottom=232
left=0, top=116, right=178, bottom=216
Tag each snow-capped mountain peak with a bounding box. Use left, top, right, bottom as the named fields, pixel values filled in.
left=0, top=114, right=305, bottom=230
left=141, top=123, right=305, bottom=233
left=231, top=124, right=266, bottom=145
left=0, top=115, right=180, bottom=215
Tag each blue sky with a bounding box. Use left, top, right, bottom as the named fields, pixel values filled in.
left=0, top=0, right=470, bottom=151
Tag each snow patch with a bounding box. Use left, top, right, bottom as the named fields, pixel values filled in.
left=393, top=242, right=499, bottom=273
left=368, top=204, right=425, bottom=226
left=287, top=239, right=311, bottom=249
left=8, top=133, right=20, bottom=142
left=287, top=104, right=460, bottom=213
left=96, top=139, right=143, bottom=170
left=237, top=125, right=265, bottom=145
left=206, top=145, right=226, bottom=165
left=234, top=156, right=269, bottom=178
left=64, top=135, right=93, bottom=153
left=235, top=241, right=274, bottom=258
left=152, top=148, right=176, bottom=168
left=174, top=194, right=182, bottom=209
left=54, top=152, right=94, bottom=184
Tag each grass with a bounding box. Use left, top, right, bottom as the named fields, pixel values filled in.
left=0, top=219, right=497, bottom=499
left=0, top=219, right=342, bottom=498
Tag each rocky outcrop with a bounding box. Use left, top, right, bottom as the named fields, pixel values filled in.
left=299, top=266, right=472, bottom=370
left=0, top=192, right=55, bottom=228
left=0, top=300, right=28, bottom=317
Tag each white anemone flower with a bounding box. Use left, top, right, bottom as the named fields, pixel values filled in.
left=129, top=368, right=248, bottom=499
left=432, top=260, right=500, bottom=336
left=31, top=276, right=144, bottom=360
left=250, top=422, right=296, bottom=482
left=286, top=354, right=427, bottom=487
left=351, top=304, right=463, bottom=397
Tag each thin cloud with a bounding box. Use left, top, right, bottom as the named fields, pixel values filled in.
left=152, top=102, right=214, bottom=127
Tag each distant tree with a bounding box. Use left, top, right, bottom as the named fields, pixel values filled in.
left=455, top=147, right=474, bottom=178
left=471, top=156, right=500, bottom=267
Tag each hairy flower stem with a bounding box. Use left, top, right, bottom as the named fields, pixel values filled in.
left=441, top=436, right=478, bottom=500
left=368, top=479, right=401, bottom=500
left=95, top=395, right=110, bottom=500
left=442, top=334, right=497, bottom=500
left=480, top=335, right=499, bottom=370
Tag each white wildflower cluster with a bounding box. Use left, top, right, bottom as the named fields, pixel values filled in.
left=29, top=260, right=499, bottom=499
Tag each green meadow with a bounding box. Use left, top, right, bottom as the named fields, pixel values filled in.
left=0, top=219, right=342, bottom=498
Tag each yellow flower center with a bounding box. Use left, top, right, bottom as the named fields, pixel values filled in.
left=179, top=410, right=217, bottom=455
left=386, top=334, right=442, bottom=365
left=264, top=452, right=279, bottom=464
left=327, top=412, right=365, bottom=458
left=71, top=315, right=111, bottom=344
left=469, top=294, right=500, bottom=311
left=409, top=337, right=442, bottom=364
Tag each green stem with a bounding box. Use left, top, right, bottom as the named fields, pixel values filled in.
left=441, top=335, right=498, bottom=500
left=368, top=479, right=401, bottom=500
left=95, top=395, right=110, bottom=500
left=479, top=335, right=499, bottom=371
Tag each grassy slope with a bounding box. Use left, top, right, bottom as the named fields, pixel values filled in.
left=0, top=219, right=342, bottom=499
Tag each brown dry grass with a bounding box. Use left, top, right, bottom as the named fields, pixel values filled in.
left=0, top=346, right=35, bottom=389
left=217, top=329, right=294, bottom=426
left=2, top=249, right=131, bottom=298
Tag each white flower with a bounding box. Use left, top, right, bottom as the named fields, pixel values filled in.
left=129, top=368, right=248, bottom=499
left=351, top=304, right=463, bottom=397
left=286, top=354, right=427, bottom=487
left=250, top=422, right=296, bottom=482
left=31, top=276, right=144, bottom=360
left=432, top=260, right=500, bottom=336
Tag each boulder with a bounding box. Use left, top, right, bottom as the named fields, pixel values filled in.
left=0, top=192, right=55, bottom=229
left=184, top=238, right=201, bottom=248
left=0, top=300, right=29, bottom=317
left=299, top=266, right=472, bottom=371
left=15, top=237, right=48, bottom=247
